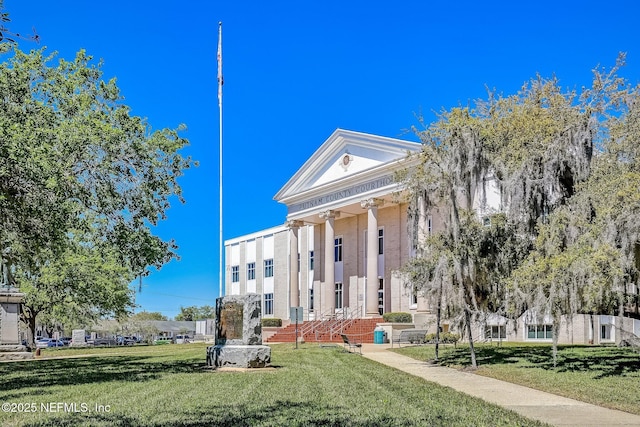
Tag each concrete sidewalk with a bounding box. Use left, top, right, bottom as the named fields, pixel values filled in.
left=360, top=343, right=640, bottom=427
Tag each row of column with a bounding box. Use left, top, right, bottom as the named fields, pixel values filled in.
left=287, top=198, right=384, bottom=318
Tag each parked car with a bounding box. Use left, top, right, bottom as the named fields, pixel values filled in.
left=60, top=337, right=72, bottom=346
left=36, top=338, right=65, bottom=348
left=88, top=337, right=117, bottom=346
left=175, top=335, right=191, bottom=344
left=35, top=339, right=50, bottom=349
left=116, top=336, right=137, bottom=346
left=153, top=337, right=173, bottom=345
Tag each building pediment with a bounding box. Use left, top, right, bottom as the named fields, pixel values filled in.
left=274, top=129, right=420, bottom=213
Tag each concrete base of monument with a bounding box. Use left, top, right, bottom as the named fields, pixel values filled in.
left=0, top=345, right=33, bottom=361
left=215, top=366, right=277, bottom=373
left=206, top=344, right=271, bottom=369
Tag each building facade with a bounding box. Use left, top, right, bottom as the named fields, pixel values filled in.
left=224, top=129, right=640, bottom=345
left=225, top=129, right=425, bottom=322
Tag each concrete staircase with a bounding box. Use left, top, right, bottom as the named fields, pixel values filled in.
left=266, top=318, right=381, bottom=344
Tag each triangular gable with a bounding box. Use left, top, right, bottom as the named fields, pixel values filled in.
left=274, top=129, right=420, bottom=202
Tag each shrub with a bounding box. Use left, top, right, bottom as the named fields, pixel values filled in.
left=425, top=332, right=460, bottom=344
left=261, top=318, right=282, bottom=327
left=382, top=312, right=413, bottom=323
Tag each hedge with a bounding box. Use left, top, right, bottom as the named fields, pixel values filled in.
left=382, top=312, right=413, bottom=323
left=261, top=318, right=282, bottom=327
left=425, top=332, right=460, bottom=344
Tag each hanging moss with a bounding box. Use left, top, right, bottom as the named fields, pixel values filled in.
left=400, top=53, right=640, bottom=367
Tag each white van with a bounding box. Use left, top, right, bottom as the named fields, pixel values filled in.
left=175, top=335, right=190, bottom=344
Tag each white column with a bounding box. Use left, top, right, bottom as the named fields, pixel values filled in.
left=319, top=210, right=338, bottom=316
left=286, top=220, right=303, bottom=308
left=361, top=198, right=383, bottom=317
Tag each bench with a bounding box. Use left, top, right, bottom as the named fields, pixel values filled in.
left=340, top=334, right=362, bottom=354
left=391, top=329, right=427, bottom=348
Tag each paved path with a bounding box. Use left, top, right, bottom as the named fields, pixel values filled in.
left=360, top=343, right=640, bottom=427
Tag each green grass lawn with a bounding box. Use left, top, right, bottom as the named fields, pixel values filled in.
left=0, top=343, right=547, bottom=427
left=394, top=342, right=640, bottom=415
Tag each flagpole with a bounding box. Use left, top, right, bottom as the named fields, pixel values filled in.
left=217, top=21, right=223, bottom=298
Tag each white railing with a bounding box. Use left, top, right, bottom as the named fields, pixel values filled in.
left=330, top=306, right=362, bottom=336
left=295, top=306, right=364, bottom=342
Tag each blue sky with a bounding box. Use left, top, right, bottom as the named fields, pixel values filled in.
left=5, top=1, right=639, bottom=319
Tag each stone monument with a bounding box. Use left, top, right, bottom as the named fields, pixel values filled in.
left=206, top=294, right=271, bottom=369
left=71, top=329, right=88, bottom=347
left=0, top=287, right=33, bottom=360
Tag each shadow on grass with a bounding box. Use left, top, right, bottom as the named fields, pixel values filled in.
left=435, top=344, right=640, bottom=377
left=0, top=355, right=206, bottom=392
left=22, top=400, right=423, bottom=427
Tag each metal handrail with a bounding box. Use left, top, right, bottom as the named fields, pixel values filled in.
left=340, top=306, right=362, bottom=333
left=298, top=320, right=315, bottom=338
left=329, top=306, right=361, bottom=337
left=296, top=307, right=366, bottom=342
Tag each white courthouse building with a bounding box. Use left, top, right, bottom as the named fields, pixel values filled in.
left=224, top=129, right=424, bottom=322
left=224, top=129, right=640, bottom=345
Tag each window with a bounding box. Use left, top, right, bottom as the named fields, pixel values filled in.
left=264, top=293, right=273, bottom=315
left=335, top=283, right=343, bottom=309
left=264, top=259, right=274, bottom=278
left=527, top=324, right=552, bottom=339
left=485, top=325, right=506, bottom=339
left=378, top=279, right=384, bottom=315
left=411, top=286, right=418, bottom=305
left=601, top=324, right=612, bottom=340
left=309, top=287, right=314, bottom=310
left=231, top=265, right=239, bottom=282
left=334, top=237, right=343, bottom=262
left=309, top=251, right=314, bottom=270
left=247, top=262, right=255, bottom=280
left=378, top=228, right=384, bottom=255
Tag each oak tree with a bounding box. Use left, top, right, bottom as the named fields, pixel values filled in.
left=0, top=45, right=194, bottom=342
